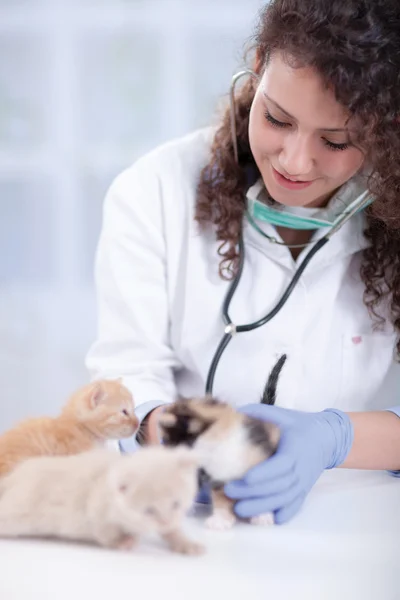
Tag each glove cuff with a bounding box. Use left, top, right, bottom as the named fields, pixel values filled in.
left=321, top=408, right=354, bottom=469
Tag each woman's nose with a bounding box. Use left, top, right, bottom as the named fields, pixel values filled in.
left=279, top=133, right=315, bottom=178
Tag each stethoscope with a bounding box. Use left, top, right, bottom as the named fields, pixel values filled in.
left=204, top=70, right=372, bottom=395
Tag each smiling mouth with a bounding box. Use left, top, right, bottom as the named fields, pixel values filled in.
left=271, top=166, right=315, bottom=189
left=276, top=170, right=309, bottom=183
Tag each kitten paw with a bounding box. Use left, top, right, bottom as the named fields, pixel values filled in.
left=205, top=511, right=236, bottom=531
left=116, top=534, right=138, bottom=551
left=171, top=539, right=206, bottom=556
left=250, top=512, right=275, bottom=527
left=162, top=530, right=206, bottom=556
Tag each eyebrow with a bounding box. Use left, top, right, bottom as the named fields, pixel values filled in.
left=262, top=90, right=349, bottom=133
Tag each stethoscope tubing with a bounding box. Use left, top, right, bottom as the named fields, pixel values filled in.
left=204, top=232, right=329, bottom=395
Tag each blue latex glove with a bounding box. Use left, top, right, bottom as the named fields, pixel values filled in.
left=224, top=404, right=354, bottom=524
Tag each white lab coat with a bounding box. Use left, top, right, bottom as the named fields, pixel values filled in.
left=86, top=127, right=400, bottom=428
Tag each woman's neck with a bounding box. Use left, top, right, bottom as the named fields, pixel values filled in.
left=275, top=227, right=314, bottom=260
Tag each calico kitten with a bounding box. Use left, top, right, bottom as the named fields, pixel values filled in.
left=0, top=446, right=204, bottom=555
left=158, top=354, right=287, bottom=530
left=0, top=379, right=138, bottom=476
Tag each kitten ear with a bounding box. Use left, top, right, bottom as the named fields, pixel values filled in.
left=266, top=422, right=281, bottom=452
left=89, top=382, right=107, bottom=409
left=158, top=413, right=177, bottom=427
left=176, top=394, right=190, bottom=403
left=187, top=418, right=203, bottom=434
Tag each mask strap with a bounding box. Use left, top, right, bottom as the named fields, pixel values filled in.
left=245, top=191, right=374, bottom=248
left=325, top=191, right=373, bottom=238
left=245, top=208, right=316, bottom=249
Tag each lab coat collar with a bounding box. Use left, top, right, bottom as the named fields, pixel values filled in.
left=244, top=175, right=370, bottom=274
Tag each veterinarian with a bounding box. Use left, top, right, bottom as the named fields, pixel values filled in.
left=86, top=0, right=400, bottom=524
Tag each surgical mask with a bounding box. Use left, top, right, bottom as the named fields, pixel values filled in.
left=246, top=177, right=373, bottom=231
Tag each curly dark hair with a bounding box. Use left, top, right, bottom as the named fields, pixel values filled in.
left=196, top=0, right=400, bottom=351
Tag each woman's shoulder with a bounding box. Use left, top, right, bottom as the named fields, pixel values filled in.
left=115, top=127, right=216, bottom=191
left=102, top=127, right=216, bottom=231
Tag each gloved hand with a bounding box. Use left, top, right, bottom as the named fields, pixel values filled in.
left=224, top=404, right=354, bottom=524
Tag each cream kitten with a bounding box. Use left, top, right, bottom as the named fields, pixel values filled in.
left=0, top=379, right=138, bottom=476
left=0, top=447, right=205, bottom=555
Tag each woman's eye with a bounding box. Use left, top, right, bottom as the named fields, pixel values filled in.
left=145, top=507, right=156, bottom=515
left=264, top=110, right=289, bottom=129
left=121, top=409, right=129, bottom=416
left=324, top=139, right=350, bottom=152
left=172, top=501, right=180, bottom=510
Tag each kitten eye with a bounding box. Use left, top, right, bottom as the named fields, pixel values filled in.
left=121, top=409, right=129, bottom=416
left=145, top=507, right=156, bottom=516
left=172, top=501, right=180, bottom=510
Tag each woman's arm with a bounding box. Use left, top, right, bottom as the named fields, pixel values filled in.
left=224, top=404, right=400, bottom=524
left=85, top=161, right=180, bottom=451
left=342, top=410, right=400, bottom=471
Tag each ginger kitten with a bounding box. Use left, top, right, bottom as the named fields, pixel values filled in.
left=0, top=379, right=138, bottom=476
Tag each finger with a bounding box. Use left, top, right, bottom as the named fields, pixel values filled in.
left=243, top=452, right=294, bottom=486
left=274, top=493, right=306, bottom=524
left=225, top=471, right=297, bottom=500
left=233, top=485, right=303, bottom=519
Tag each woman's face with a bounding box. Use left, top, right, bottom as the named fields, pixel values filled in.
left=248, top=52, right=365, bottom=208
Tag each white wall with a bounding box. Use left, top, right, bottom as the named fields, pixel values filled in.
left=0, top=0, right=265, bottom=432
